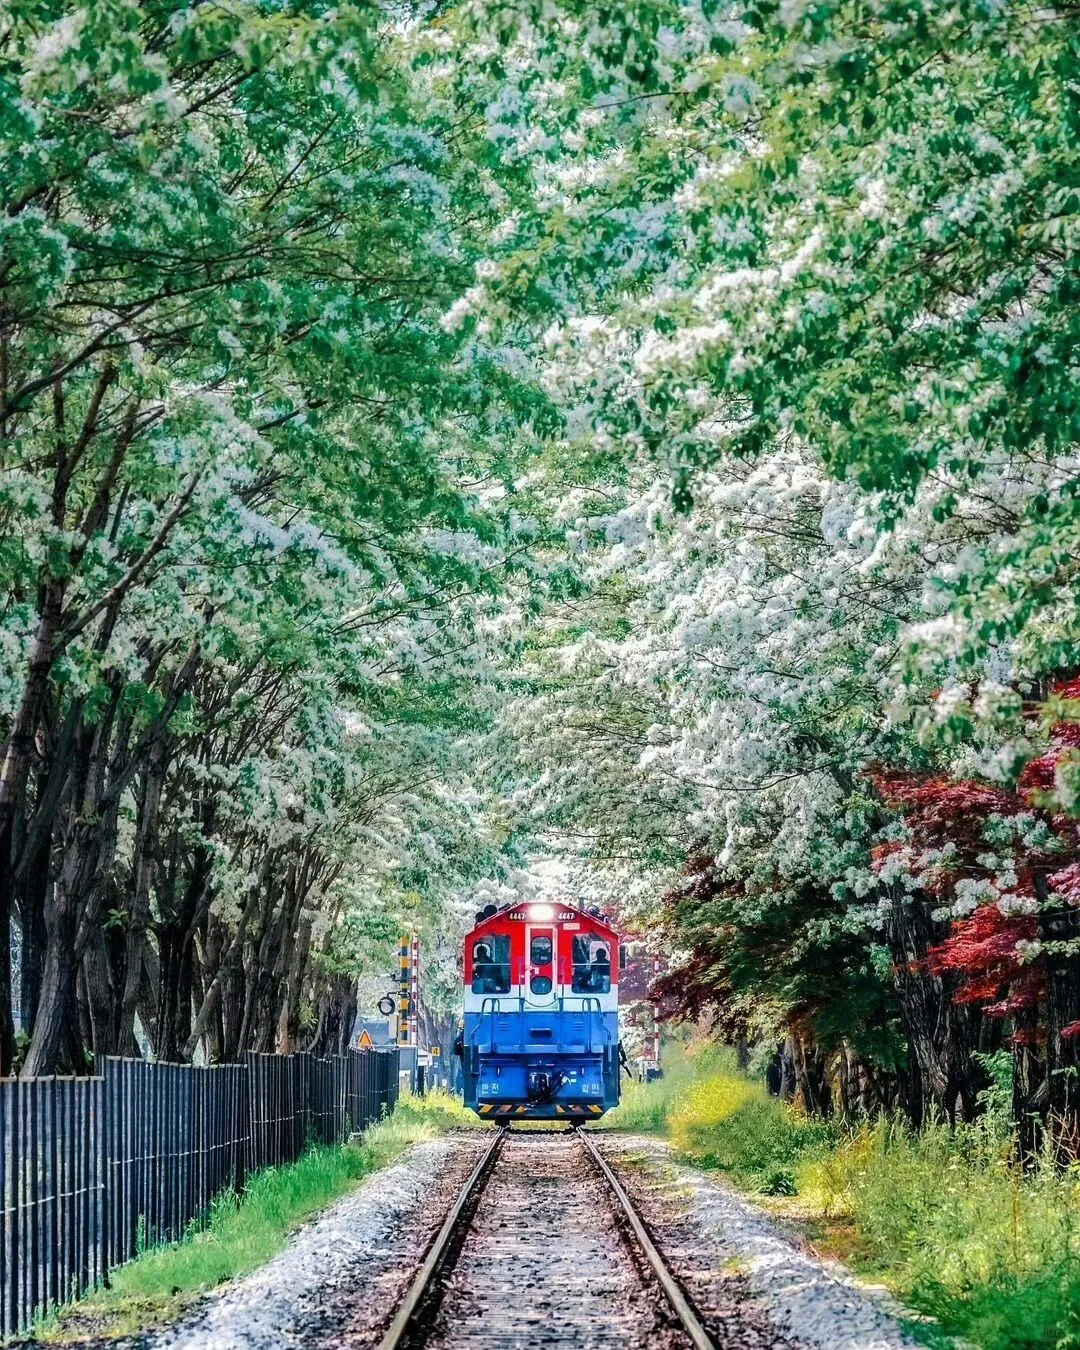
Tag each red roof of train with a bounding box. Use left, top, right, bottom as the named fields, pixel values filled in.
left=466, top=900, right=618, bottom=936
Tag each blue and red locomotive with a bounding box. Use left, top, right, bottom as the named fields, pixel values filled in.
left=458, top=899, right=623, bottom=1121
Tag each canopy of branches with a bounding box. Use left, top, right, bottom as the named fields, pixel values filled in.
left=2, top=0, right=1079, bottom=1150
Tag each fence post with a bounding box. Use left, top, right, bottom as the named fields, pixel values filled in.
left=1, top=1080, right=12, bottom=1338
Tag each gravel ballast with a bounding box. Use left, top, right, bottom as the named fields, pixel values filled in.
left=126, top=1133, right=487, bottom=1350
left=599, top=1135, right=920, bottom=1350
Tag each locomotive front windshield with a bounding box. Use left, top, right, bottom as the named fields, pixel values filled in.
left=571, top=936, right=612, bottom=993
left=529, top=934, right=553, bottom=994
left=530, top=935, right=552, bottom=963
left=472, top=935, right=511, bottom=993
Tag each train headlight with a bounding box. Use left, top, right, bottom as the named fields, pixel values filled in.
left=530, top=904, right=555, bottom=920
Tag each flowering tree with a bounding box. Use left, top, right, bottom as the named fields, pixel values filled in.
left=447, top=0, right=1080, bottom=1139
left=0, top=0, right=549, bottom=1075
left=4, top=0, right=1079, bottom=1154
left=874, top=683, right=1080, bottom=1145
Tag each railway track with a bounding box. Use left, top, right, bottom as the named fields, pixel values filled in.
left=377, top=1128, right=716, bottom=1350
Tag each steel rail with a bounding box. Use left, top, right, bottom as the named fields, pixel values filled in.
left=377, top=1127, right=505, bottom=1350
left=576, top=1128, right=716, bottom=1350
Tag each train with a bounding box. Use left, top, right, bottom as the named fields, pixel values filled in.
left=457, top=899, right=623, bottom=1121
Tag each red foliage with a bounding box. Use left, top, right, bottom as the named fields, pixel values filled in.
left=873, top=678, right=1080, bottom=1046
left=873, top=753, right=1069, bottom=1024
left=928, top=905, right=1040, bottom=1014
left=1049, top=861, right=1080, bottom=906
left=1017, top=726, right=1080, bottom=793
left=929, top=908, right=1020, bottom=972
left=1017, top=680, right=1080, bottom=795
left=873, top=770, right=1021, bottom=834
left=650, top=856, right=743, bottom=1027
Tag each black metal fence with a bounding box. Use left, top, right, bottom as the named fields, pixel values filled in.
left=0, top=1048, right=399, bottom=1337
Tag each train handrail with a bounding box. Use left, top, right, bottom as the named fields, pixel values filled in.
left=467, top=995, right=612, bottom=1056
left=473, top=997, right=503, bottom=1053
left=577, top=996, right=603, bottom=1053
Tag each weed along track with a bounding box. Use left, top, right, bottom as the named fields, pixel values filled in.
left=377, top=1129, right=725, bottom=1350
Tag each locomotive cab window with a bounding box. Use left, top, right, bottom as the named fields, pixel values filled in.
left=529, top=934, right=553, bottom=994
left=530, top=935, right=553, bottom=964
left=571, top=936, right=612, bottom=994
left=472, top=935, right=510, bottom=994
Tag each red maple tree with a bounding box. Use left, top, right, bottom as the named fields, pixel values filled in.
left=874, top=680, right=1080, bottom=1045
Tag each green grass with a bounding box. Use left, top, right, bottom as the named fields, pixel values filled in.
left=801, top=1118, right=1080, bottom=1350
left=37, top=1090, right=476, bottom=1343
left=604, top=1044, right=837, bottom=1193
left=601, top=1047, right=707, bottom=1134
left=604, top=1045, right=1080, bottom=1350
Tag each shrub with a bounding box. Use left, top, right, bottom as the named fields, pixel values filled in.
left=600, top=1040, right=1080, bottom=1350
left=758, top=1167, right=797, bottom=1197
left=669, top=1070, right=836, bottom=1189
left=604, top=1043, right=835, bottom=1192
left=601, top=1044, right=717, bottom=1134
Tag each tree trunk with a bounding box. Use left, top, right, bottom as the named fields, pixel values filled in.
left=283, top=919, right=313, bottom=1052
left=22, top=690, right=122, bottom=1076
left=249, top=859, right=308, bottom=1055
left=155, top=836, right=211, bottom=1062
left=0, top=580, right=64, bottom=827
left=22, top=893, right=79, bottom=1076
left=157, top=922, right=187, bottom=1063
left=236, top=870, right=282, bottom=1056
left=303, top=989, right=330, bottom=1057
left=21, top=811, right=97, bottom=1077
left=837, top=1044, right=864, bottom=1117
left=193, top=915, right=223, bottom=1063
left=1036, top=870, right=1080, bottom=1158
left=417, top=1002, right=458, bottom=1086
left=307, top=977, right=357, bottom=1058
left=779, top=1038, right=796, bottom=1100
left=765, top=1043, right=784, bottom=1097
left=1012, top=1016, right=1046, bottom=1161
left=790, top=1027, right=832, bottom=1116
left=184, top=862, right=265, bottom=1062
left=220, top=946, right=247, bottom=1063
left=82, top=927, right=119, bottom=1059
left=0, top=864, right=13, bottom=1075
left=886, top=884, right=987, bottom=1125
left=75, top=964, right=94, bottom=1063
left=17, top=831, right=49, bottom=1033
left=117, top=739, right=167, bottom=1057
left=0, top=581, right=66, bottom=1067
